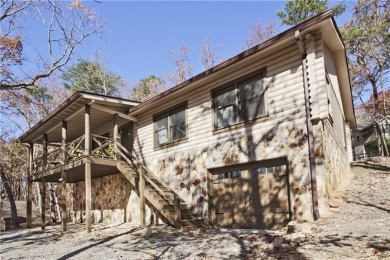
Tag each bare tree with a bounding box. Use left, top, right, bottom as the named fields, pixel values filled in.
left=343, top=0, right=389, bottom=156
left=0, top=78, right=71, bottom=227
left=168, top=45, right=194, bottom=85
left=199, top=39, right=224, bottom=70
left=0, top=0, right=102, bottom=90
left=242, top=19, right=278, bottom=50
left=0, top=76, right=71, bottom=131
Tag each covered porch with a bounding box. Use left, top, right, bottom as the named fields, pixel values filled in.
left=18, top=92, right=140, bottom=233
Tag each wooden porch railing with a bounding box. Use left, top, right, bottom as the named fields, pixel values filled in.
left=91, top=134, right=115, bottom=160
left=31, top=134, right=117, bottom=178
left=66, top=135, right=85, bottom=159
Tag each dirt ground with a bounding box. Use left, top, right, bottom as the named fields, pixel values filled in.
left=1, top=159, right=389, bottom=259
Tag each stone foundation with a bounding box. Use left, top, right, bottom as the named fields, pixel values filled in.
left=146, top=122, right=314, bottom=222
left=69, top=119, right=348, bottom=225
left=71, top=174, right=152, bottom=225
left=314, top=119, right=351, bottom=216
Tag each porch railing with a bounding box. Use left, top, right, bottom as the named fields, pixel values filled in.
left=66, top=135, right=85, bottom=160
left=31, top=134, right=116, bottom=177
left=30, top=132, right=185, bottom=228
left=91, top=134, right=115, bottom=160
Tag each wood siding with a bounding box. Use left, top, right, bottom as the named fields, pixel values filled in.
left=312, top=36, right=351, bottom=216
left=133, top=38, right=314, bottom=221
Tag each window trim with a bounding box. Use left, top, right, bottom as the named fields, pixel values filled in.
left=153, top=102, right=188, bottom=148
left=211, top=69, right=267, bottom=130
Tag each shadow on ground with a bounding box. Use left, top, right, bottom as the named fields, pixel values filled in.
left=351, top=161, right=390, bottom=172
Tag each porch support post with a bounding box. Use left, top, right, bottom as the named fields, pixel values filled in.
left=113, top=113, right=118, bottom=160
left=139, top=167, right=146, bottom=228
left=41, top=133, right=48, bottom=230
left=85, top=104, right=92, bottom=233
left=61, top=120, right=67, bottom=232
left=27, top=142, right=33, bottom=228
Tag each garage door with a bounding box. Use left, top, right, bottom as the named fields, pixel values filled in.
left=210, top=163, right=290, bottom=229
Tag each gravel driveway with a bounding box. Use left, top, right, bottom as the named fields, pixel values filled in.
left=1, top=159, right=389, bottom=259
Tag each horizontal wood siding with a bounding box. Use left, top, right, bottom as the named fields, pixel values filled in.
left=133, top=37, right=316, bottom=221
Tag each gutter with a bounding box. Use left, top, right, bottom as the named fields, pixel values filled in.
left=295, top=30, right=320, bottom=221
left=128, top=10, right=333, bottom=115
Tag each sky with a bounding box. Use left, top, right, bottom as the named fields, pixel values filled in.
left=3, top=1, right=358, bottom=137
left=26, top=1, right=358, bottom=86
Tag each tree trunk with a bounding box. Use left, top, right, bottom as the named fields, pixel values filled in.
left=0, top=165, right=19, bottom=229
left=47, top=183, right=61, bottom=222
left=35, top=182, right=41, bottom=213
left=371, top=79, right=389, bottom=157
left=54, top=185, right=61, bottom=222
left=374, top=120, right=389, bottom=156
left=48, top=183, right=56, bottom=223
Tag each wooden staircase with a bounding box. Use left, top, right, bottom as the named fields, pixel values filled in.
left=115, top=143, right=203, bottom=229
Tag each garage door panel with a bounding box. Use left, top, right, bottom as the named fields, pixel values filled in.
left=261, top=212, right=290, bottom=229
left=215, top=213, right=233, bottom=227
left=233, top=214, right=259, bottom=229
left=211, top=161, right=290, bottom=229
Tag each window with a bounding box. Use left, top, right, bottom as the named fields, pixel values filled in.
left=213, top=73, right=266, bottom=129
left=154, top=105, right=186, bottom=146
left=217, top=171, right=241, bottom=179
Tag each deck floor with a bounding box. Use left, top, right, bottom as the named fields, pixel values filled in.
left=32, top=156, right=121, bottom=183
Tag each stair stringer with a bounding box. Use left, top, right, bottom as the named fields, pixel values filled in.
left=117, top=161, right=204, bottom=229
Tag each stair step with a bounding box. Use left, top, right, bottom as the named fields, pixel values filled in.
left=148, top=190, right=172, bottom=196
left=181, top=214, right=202, bottom=221
left=181, top=219, right=204, bottom=227
left=180, top=209, right=193, bottom=215
left=163, top=204, right=187, bottom=210
left=145, top=183, right=169, bottom=191
left=153, top=195, right=174, bottom=202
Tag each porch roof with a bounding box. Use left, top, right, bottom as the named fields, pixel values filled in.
left=18, top=92, right=140, bottom=144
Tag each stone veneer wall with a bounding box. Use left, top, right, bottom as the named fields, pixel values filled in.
left=71, top=174, right=152, bottom=225
left=314, top=119, right=350, bottom=216
left=313, top=78, right=351, bottom=215
left=148, top=122, right=315, bottom=222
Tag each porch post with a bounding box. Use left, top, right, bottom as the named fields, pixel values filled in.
left=41, top=133, right=48, bottom=230
left=61, top=120, right=67, bottom=232
left=27, top=142, right=33, bottom=228
left=139, top=167, right=146, bottom=228
left=113, top=113, right=118, bottom=160
left=85, top=104, right=92, bottom=233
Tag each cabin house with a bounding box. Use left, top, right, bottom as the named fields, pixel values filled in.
left=352, top=120, right=389, bottom=160
left=19, top=10, right=355, bottom=232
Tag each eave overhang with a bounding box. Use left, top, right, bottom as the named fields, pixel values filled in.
left=18, top=91, right=140, bottom=144
left=128, top=10, right=356, bottom=128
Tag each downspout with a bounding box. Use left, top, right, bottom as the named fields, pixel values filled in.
left=295, top=30, right=320, bottom=221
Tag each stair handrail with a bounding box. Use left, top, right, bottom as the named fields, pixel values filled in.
left=116, top=148, right=170, bottom=202
left=115, top=142, right=185, bottom=203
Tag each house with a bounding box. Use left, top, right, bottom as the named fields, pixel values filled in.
left=18, top=10, right=355, bottom=232
left=352, top=120, right=390, bottom=160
